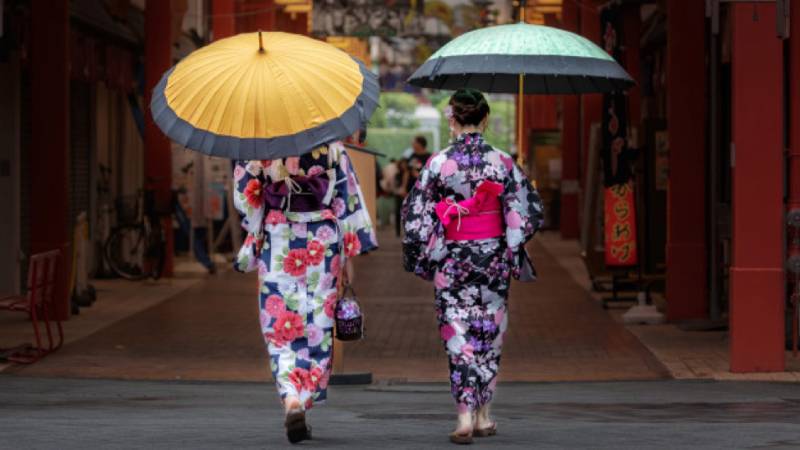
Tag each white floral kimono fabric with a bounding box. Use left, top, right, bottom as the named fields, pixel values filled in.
left=233, top=143, right=377, bottom=410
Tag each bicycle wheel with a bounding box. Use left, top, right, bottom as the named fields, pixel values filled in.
left=105, top=224, right=149, bottom=281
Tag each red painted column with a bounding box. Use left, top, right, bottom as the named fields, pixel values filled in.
left=729, top=3, right=784, bottom=372
left=622, top=5, right=641, bottom=137
left=665, top=0, right=707, bottom=321
left=790, top=0, right=800, bottom=278
left=145, top=1, right=174, bottom=277
left=212, top=0, right=236, bottom=39
left=30, top=0, right=71, bottom=320
left=559, top=0, right=580, bottom=239
left=579, top=1, right=602, bottom=210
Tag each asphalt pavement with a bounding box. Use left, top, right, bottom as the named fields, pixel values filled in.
left=2, top=376, right=800, bottom=449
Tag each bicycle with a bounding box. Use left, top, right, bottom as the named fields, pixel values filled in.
left=104, top=187, right=173, bottom=281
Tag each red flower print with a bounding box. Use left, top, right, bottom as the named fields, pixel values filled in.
left=265, top=210, right=287, bottom=225
left=308, top=366, right=325, bottom=391
left=265, top=295, right=286, bottom=317
left=264, top=331, right=286, bottom=347
left=306, top=240, right=325, bottom=266
left=273, top=310, right=305, bottom=343
left=283, top=249, right=309, bottom=277
left=343, top=232, right=361, bottom=257
left=288, top=367, right=310, bottom=392
left=244, top=179, right=262, bottom=208
left=330, top=254, right=341, bottom=277
left=321, top=209, right=336, bottom=220
left=324, top=292, right=337, bottom=318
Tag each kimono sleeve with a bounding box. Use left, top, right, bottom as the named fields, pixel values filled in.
left=400, top=158, right=442, bottom=280
left=232, top=160, right=267, bottom=235
left=502, top=161, right=545, bottom=279
left=334, top=149, right=378, bottom=257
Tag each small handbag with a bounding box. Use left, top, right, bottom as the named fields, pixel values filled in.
left=334, top=268, right=364, bottom=341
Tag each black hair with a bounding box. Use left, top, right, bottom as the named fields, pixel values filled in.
left=448, top=88, right=490, bottom=126
left=414, top=135, right=427, bottom=148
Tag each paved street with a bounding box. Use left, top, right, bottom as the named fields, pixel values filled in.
left=6, top=232, right=666, bottom=382
left=2, top=376, right=800, bottom=450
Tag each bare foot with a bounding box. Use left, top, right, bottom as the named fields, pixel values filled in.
left=474, top=405, right=496, bottom=433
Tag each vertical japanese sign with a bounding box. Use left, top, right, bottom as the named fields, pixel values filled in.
left=601, top=4, right=638, bottom=267
left=604, top=182, right=638, bottom=266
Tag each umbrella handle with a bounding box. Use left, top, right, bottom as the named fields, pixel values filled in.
left=258, top=30, right=265, bottom=53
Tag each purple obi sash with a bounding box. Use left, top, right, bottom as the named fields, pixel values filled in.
left=264, top=171, right=335, bottom=213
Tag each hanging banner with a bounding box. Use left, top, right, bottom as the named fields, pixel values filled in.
left=600, top=4, right=638, bottom=267
left=604, top=183, right=638, bottom=266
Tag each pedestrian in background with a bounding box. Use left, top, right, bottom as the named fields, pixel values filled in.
left=401, top=89, right=544, bottom=444
left=233, top=141, right=377, bottom=444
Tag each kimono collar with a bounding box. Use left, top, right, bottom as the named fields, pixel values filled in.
left=454, top=132, right=485, bottom=147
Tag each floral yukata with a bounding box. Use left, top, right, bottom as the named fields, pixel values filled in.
left=233, top=142, right=377, bottom=410
left=402, top=133, right=543, bottom=411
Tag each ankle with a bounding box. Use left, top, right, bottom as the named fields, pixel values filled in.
left=284, top=396, right=301, bottom=413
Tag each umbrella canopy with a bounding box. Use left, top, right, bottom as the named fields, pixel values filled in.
left=408, top=23, right=633, bottom=94
left=151, top=32, right=380, bottom=160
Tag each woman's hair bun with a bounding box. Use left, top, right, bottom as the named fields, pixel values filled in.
left=448, top=88, right=490, bottom=127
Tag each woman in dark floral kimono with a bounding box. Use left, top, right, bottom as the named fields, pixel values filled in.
left=402, top=89, right=543, bottom=444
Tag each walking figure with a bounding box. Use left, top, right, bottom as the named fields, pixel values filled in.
left=233, top=142, right=377, bottom=443
left=402, top=89, right=544, bottom=444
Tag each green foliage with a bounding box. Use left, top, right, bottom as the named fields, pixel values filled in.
left=434, top=94, right=515, bottom=152
left=370, top=92, right=420, bottom=128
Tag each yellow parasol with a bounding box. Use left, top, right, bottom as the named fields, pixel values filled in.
left=151, top=31, right=380, bottom=159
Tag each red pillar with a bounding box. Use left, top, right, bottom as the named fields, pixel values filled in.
left=145, top=1, right=174, bottom=277
left=30, top=0, right=71, bottom=320
left=579, top=1, right=602, bottom=213
left=622, top=5, right=641, bottom=138
left=790, top=0, right=800, bottom=276
left=665, top=0, right=707, bottom=321
left=212, top=0, right=236, bottom=39
left=729, top=3, right=784, bottom=372
left=559, top=0, right=580, bottom=239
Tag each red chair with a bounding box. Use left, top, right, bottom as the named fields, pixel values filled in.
left=0, top=249, right=63, bottom=364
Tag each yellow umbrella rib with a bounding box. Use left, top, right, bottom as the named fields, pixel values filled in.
left=173, top=56, right=255, bottom=133
left=207, top=57, right=261, bottom=137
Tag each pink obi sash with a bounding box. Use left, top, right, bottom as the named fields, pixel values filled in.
left=435, top=181, right=504, bottom=241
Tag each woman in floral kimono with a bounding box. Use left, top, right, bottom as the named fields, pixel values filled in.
left=402, top=89, right=543, bottom=444
left=233, top=141, right=377, bottom=443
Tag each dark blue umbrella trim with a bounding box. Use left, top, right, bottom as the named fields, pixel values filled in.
left=150, top=59, right=380, bottom=160
left=408, top=54, right=634, bottom=94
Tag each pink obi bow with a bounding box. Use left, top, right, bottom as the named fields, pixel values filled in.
left=435, top=181, right=504, bottom=241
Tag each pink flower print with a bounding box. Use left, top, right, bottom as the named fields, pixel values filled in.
left=307, top=165, right=325, bottom=176
left=494, top=308, right=505, bottom=326
left=234, top=165, right=245, bottom=181
left=265, top=210, right=287, bottom=225
left=297, top=348, right=310, bottom=361
left=306, top=324, right=323, bottom=347
left=259, top=310, right=270, bottom=328
left=265, top=295, right=286, bottom=317
left=441, top=159, right=458, bottom=177
left=461, top=343, right=475, bottom=359
left=292, top=223, right=307, bottom=239
left=332, top=197, right=346, bottom=217
left=434, top=271, right=450, bottom=289
left=440, top=324, right=456, bottom=341
left=347, top=172, right=358, bottom=193
left=257, top=259, right=268, bottom=278
left=505, top=210, right=522, bottom=229
left=501, top=154, right=514, bottom=172
left=330, top=255, right=341, bottom=277
left=285, top=157, right=301, bottom=175
left=315, top=225, right=336, bottom=244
